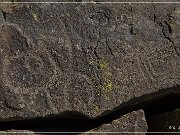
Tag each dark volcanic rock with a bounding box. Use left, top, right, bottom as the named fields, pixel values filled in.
left=92, top=110, right=147, bottom=133
left=0, top=2, right=179, bottom=122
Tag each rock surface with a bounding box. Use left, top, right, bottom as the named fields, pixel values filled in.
left=91, top=110, right=148, bottom=133
left=0, top=1, right=179, bottom=123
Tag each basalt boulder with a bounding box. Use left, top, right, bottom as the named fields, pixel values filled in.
left=0, top=2, right=179, bottom=124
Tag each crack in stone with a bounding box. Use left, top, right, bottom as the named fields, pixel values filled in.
left=2, top=11, right=6, bottom=22
left=0, top=85, right=179, bottom=132
left=0, top=11, right=6, bottom=29
left=105, top=37, right=115, bottom=59
left=152, top=5, right=179, bottom=57
left=160, top=21, right=180, bottom=57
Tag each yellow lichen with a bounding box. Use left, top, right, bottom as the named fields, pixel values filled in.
left=93, top=57, right=113, bottom=100
left=99, top=58, right=109, bottom=69
left=99, top=58, right=113, bottom=99
left=103, top=81, right=112, bottom=92
left=95, top=105, right=100, bottom=113
left=32, top=12, right=38, bottom=21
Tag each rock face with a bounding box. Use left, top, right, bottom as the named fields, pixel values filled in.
left=92, top=110, right=148, bottom=133
left=0, top=1, right=179, bottom=128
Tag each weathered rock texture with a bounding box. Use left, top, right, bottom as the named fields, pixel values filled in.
left=0, top=1, right=179, bottom=131
left=91, top=110, right=147, bottom=133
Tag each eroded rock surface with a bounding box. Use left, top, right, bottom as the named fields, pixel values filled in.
left=0, top=2, right=179, bottom=121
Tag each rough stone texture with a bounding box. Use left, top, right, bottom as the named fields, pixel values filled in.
left=91, top=110, right=147, bottom=133
left=0, top=2, right=179, bottom=121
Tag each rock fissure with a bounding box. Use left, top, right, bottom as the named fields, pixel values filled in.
left=0, top=85, right=179, bottom=133
left=160, top=21, right=180, bottom=57
left=105, top=37, right=115, bottom=59
left=1, top=11, right=6, bottom=22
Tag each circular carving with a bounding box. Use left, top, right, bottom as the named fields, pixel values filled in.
left=0, top=25, right=58, bottom=89
left=3, top=49, right=57, bottom=88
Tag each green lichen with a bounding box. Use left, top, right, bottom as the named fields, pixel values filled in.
left=91, top=56, right=113, bottom=100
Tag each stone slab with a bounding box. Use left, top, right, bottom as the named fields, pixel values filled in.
left=0, top=2, right=179, bottom=120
